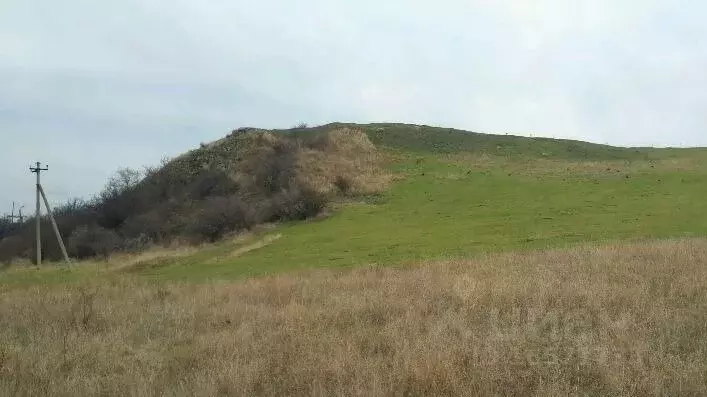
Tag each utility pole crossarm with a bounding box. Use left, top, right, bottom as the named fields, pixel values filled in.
left=30, top=162, right=49, bottom=174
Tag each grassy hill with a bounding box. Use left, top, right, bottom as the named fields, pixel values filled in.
left=3, top=123, right=707, bottom=284
left=4, top=123, right=707, bottom=396
left=150, top=129, right=707, bottom=281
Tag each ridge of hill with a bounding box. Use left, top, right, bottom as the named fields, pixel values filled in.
left=275, top=122, right=699, bottom=160
left=163, top=122, right=702, bottom=183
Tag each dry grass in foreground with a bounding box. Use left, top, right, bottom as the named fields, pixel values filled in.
left=2, top=239, right=707, bottom=396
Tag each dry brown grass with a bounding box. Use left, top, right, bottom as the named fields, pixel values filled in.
left=0, top=243, right=201, bottom=277
left=2, top=238, right=707, bottom=396
left=297, top=128, right=393, bottom=196
left=108, top=245, right=201, bottom=273
left=230, top=128, right=391, bottom=198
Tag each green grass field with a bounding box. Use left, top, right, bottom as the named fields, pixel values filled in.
left=3, top=124, right=706, bottom=285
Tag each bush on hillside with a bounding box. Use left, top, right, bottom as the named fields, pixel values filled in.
left=121, top=234, right=152, bottom=254
left=0, top=236, right=27, bottom=264
left=333, top=175, right=353, bottom=195
left=0, top=127, right=389, bottom=262
left=267, top=187, right=328, bottom=222
left=0, top=219, right=14, bottom=240
left=121, top=210, right=167, bottom=243
left=100, top=168, right=143, bottom=202
left=189, top=195, right=254, bottom=242
left=68, top=225, right=122, bottom=260
left=235, top=132, right=298, bottom=196
left=187, top=168, right=240, bottom=200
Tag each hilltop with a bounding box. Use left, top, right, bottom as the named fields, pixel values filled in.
left=283, top=122, right=663, bottom=159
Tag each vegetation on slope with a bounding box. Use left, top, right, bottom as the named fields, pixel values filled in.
left=86, top=145, right=706, bottom=282
left=2, top=238, right=707, bottom=396
left=1, top=123, right=706, bottom=281
left=0, top=128, right=389, bottom=264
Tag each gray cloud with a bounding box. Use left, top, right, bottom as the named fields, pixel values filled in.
left=2, top=0, right=707, bottom=210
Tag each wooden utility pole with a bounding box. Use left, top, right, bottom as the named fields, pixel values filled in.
left=29, top=162, right=70, bottom=265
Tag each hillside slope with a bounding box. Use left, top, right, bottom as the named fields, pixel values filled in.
left=0, top=128, right=389, bottom=263
left=3, top=123, right=707, bottom=285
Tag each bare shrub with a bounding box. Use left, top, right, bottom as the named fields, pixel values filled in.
left=68, top=226, right=122, bottom=259
left=121, top=201, right=192, bottom=245
left=0, top=219, right=15, bottom=240
left=264, top=186, right=328, bottom=222
left=0, top=128, right=389, bottom=261
left=190, top=195, right=253, bottom=242
left=0, top=236, right=26, bottom=264
left=187, top=169, right=239, bottom=200
left=121, top=234, right=152, bottom=253
left=333, top=175, right=352, bottom=195
left=234, top=132, right=298, bottom=196
left=99, top=168, right=143, bottom=202
left=121, top=211, right=164, bottom=243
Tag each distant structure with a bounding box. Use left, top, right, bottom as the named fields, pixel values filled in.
left=3, top=201, right=24, bottom=224
left=13, top=203, right=24, bottom=223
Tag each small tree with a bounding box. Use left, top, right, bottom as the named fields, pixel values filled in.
left=100, top=168, right=143, bottom=201
left=97, top=168, right=144, bottom=229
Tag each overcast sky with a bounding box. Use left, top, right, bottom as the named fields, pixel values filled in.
left=2, top=0, right=707, bottom=212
